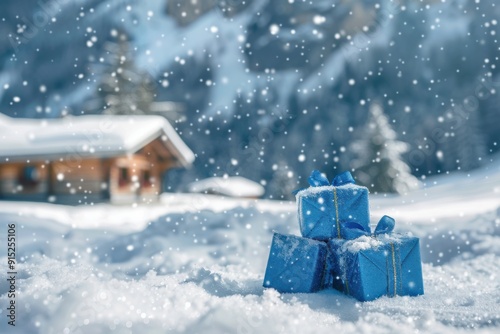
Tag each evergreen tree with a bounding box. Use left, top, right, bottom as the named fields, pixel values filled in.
left=97, top=33, right=155, bottom=115
left=350, top=103, right=419, bottom=194
left=268, top=161, right=297, bottom=200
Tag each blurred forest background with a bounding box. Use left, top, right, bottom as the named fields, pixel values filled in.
left=0, top=0, right=499, bottom=198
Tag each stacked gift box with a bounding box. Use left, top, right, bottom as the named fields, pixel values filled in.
left=263, top=170, right=424, bottom=301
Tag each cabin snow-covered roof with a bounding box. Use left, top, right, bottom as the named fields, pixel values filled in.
left=0, top=113, right=195, bottom=167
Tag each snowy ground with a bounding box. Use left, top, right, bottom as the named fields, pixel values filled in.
left=0, top=163, right=499, bottom=333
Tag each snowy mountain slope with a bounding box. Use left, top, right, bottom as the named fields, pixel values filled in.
left=371, top=153, right=500, bottom=226
left=0, top=163, right=499, bottom=333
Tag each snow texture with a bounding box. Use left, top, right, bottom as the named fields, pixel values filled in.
left=295, top=183, right=366, bottom=197
left=340, top=235, right=384, bottom=253
left=0, top=161, right=499, bottom=333
left=338, top=233, right=407, bottom=254
left=187, top=176, right=265, bottom=198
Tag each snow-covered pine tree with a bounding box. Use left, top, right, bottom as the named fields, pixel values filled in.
left=97, top=33, right=155, bottom=115
left=350, top=103, right=419, bottom=194
left=268, top=162, right=297, bottom=200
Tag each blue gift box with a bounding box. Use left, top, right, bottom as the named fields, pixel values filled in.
left=294, top=171, right=370, bottom=241
left=263, top=232, right=327, bottom=293
left=324, top=216, right=424, bottom=301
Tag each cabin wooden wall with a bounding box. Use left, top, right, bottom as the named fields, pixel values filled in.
left=0, top=144, right=176, bottom=204
left=0, top=161, right=49, bottom=200
left=109, top=153, right=163, bottom=204
left=51, top=158, right=105, bottom=197
left=0, top=159, right=105, bottom=203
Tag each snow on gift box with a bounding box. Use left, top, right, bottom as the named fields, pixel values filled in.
left=323, top=215, right=424, bottom=302
left=263, top=233, right=327, bottom=293
left=294, top=170, right=370, bottom=241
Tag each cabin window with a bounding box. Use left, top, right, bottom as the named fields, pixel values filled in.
left=18, top=166, right=40, bottom=189
left=142, top=170, right=152, bottom=188
left=118, top=168, right=129, bottom=187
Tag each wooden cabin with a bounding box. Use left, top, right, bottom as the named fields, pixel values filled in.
left=0, top=114, right=194, bottom=204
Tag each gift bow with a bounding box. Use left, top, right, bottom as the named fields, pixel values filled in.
left=340, top=215, right=395, bottom=240
left=308, top=170, right=355, bottom=187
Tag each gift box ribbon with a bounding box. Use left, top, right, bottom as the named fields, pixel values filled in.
left=340, top=215, right=402, bottom=297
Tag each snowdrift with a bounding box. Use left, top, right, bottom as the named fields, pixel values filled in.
left=0, top=161, right=499, bottom=333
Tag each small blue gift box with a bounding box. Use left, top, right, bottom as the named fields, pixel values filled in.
left=263, top=233, right=327, bottom=293
left=324, top=216, right=424, bottom=301
left=294, top=171, right=370, bottom=241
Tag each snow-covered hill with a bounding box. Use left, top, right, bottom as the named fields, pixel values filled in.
left=0, top=160, right=499, bottom=333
